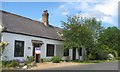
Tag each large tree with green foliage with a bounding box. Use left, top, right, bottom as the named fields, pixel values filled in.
left=83, top=18, right=104, bottom=55
left=98, top=27, right=120, bottom=56
left=61, top=15, right=104, bottom=60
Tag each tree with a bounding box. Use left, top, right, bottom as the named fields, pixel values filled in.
left=61, top=15, right=103, bottom=60
left=83, top=18, right=104, bottom=57
left=99, top=27, right=120, bottom=56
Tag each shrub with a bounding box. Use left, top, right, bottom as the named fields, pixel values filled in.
left=8, top=60, right=18, bottom=68
left=51, top=56, right=61, bottom=63
left=26, top=56, right=34, bottom=62
left=96, top=44, right=110, bottom=60
left=107, top=53, right=115, bottom=60
left=88, top=52, right=96, bottom=60
left=24, top=56, right=34, bottom=65
left=96, top=52, right=108, bottom=60
left=24, top=61, right=30, bottom=65
left=112, top=50, right=118, bottom=59
left=42, top=58, right=51, bottom=62
left=40, top=59, right=44, bottom=63
left=74, top=59, right=82, bottom=62
left=2, top=61, right=11, bottom=67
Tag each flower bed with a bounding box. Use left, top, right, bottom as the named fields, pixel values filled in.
left=2, top=56, right=35, bottom=69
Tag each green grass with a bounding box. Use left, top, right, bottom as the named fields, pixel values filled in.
left=87, top=60, right=117, bottom=63
left=68, top=60, right=117, bottom=63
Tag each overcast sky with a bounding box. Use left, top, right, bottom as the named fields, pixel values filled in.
left=1, top=0, right=119, bottom=28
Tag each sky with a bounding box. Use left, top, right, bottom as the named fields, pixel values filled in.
left=1, top=0, right=119, bottom=28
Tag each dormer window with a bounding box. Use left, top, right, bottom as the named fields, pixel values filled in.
left=57, top=32, right=63, bottom=37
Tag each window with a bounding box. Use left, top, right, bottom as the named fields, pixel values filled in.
left=14, top=40, right=24, bottom=57
left=64, top=49, right=69, bottom=56
left=46, top=44, right=54, bottom=56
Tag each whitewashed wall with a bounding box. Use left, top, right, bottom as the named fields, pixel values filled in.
left=2, top=32, right=63, bottom=61
left=2, top=32, right=84, bottom=61
left=69, top=48, right=84, bottom=60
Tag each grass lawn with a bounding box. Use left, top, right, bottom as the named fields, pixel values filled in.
left=69, top=60, right=118, bottom=63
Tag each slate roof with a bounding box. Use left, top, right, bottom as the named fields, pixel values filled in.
left=0, top=10, right=63, bottom=41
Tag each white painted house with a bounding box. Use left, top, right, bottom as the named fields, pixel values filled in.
left=0, top=10, right=84, bottom=62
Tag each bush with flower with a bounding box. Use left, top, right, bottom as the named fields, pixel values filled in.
left=0, top=42, right=9, bottom=53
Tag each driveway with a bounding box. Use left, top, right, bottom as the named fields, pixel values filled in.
left=45, top=61, right=118, bottom=70
left=31, top=62, right=87, bottom=70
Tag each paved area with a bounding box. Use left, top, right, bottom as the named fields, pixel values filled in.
left=31, top=62, right=91, bottom=70
left=46, top=61, right=118, bottom=70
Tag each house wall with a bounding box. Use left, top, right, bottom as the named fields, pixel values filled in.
left=2, top=32, right=84, bottom=61
left=69, top=49, right=84, bottom=60
left=2, top=32, right=63, bottom=61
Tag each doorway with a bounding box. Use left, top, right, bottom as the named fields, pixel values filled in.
left=35, top=54, right=40, bottom=62
left=72, top=48, right=76, bottom=60
left=33, top=43, right=40, bottom=56
left=33, top=43, right=41, bottom=63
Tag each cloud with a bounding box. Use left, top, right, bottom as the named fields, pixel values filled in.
left=59, top=5, right=65, bottom=9
left=62, top=10, right=69, bottom=15
left=57, top=0, right=119, bottom=27
left=94, top=0, right=118, bottom=16
left=58, top=4, right=70, bottom=15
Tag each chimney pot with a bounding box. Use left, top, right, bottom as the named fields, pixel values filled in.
left=42, top=10, right=49, bottom=26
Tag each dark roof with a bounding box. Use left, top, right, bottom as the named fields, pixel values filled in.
left=0, top=10, right=63, bottom=41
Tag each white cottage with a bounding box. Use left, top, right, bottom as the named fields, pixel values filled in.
left=0, top=10, right=84, bottom=62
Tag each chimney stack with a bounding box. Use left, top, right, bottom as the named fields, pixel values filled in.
left=42, top=10, right=49, bottom=26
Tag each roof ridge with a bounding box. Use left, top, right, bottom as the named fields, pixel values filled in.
left=0, top=10, right=45, bottom=25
